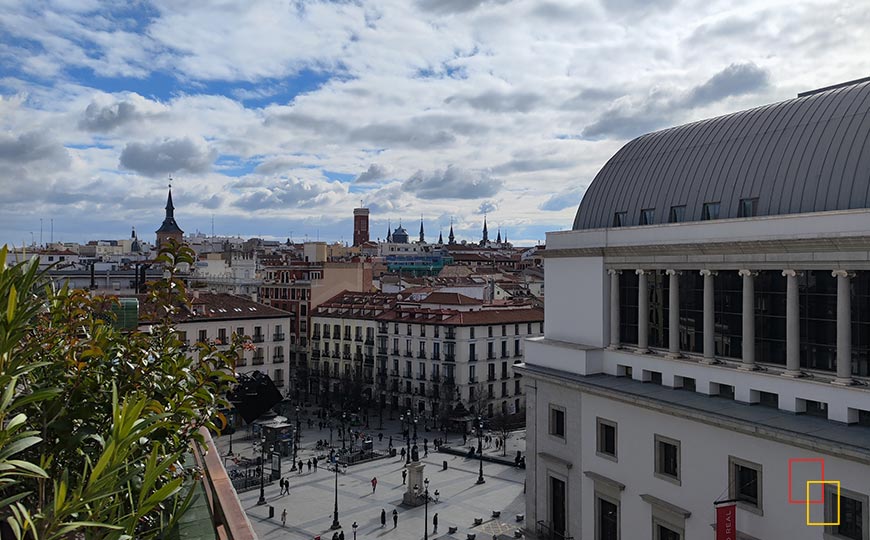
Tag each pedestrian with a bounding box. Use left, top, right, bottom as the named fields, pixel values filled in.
left=282, top=478, right=288, bottom=495
left=401, top=469, right=407, bottom=485
left=400, top=447, right=406, bottom=459
left=281, top=508, right=287, bottom=526
left=332, top=532, right=339, bottom=540
left=463, top=433, right=467, bottom=445
left=433, top=513, right=438, bottom=533
left=392, top=509, right=398, bottom=528
left=299, top=459, right=304, bottom=471
left=378, top=432, right=383, bottom=442
left=339, top=530, right=345, bottom=540
left=381, top=508, right=386, bottom=527
left=307, top=459, right=312, bottom=472
left=389, top=436, right=393, bottom=447
left=314, top=457, right=318, bottom=471
left=371, top=476, right=378, bottom=493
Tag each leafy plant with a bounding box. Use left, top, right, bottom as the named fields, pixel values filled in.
left=0, top=241, right=239, bottom=539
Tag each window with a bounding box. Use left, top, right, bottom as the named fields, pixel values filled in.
left=549, top=406, right=565, bottom=438
left=470, top=327, right=475, bottom=339
left=702, top=201, right=721, bottom=220
left=738, top=197, right=759, bottom=218
left=639, top=208, right=655, bottom=225
left=757, top=391, right=778, bottom=408
left=668, top=205, right=686, bottom=223
left=596, top=496, right=619, bottom=540
left=654, top=435, right=681, bottom=485
left=612, top=211, right=627, bottom=227
left=488, top=326, right=493, bottom=338
left=514, top=339, right=521, bottom=356
left=729, top=456, right=763, bottom=514
left=198, top=329, right=208, bottom=342
left=502, top=325, right=507, bottom=336
left=217, top=328, right=227, bottom=342
left=655, top=524, right=681, bottom=540
left=803, top=399, right=828, bottom=419
left=596, top=418, right=617, bottom=460
left=825, top=484, right=868, bottom=540
left=469, top=343, right=476, bottom=360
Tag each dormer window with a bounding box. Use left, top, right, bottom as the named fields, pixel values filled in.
left=738, top=197, right=759, bottom=218
left=612, top=211, right=627, bottom=227
left=639, top=208, right=655, bottom=225
left=669, top=205, right=686, bottom=223
left=702, top=202, right=721, bottom=220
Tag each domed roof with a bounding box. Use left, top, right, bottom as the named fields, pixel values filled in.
left=573, top=78, right=870, bottom=230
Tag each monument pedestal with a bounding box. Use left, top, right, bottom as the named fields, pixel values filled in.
left=402, top=461, right=426, bottom=506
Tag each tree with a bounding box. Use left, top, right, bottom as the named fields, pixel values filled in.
left=0, top=241, right=241, bottom=539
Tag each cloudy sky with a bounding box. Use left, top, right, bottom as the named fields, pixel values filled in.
left=1, top=0, right=868, bottom=247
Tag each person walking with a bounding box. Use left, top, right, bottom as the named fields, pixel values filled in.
left=313, top=457, right=318, bottom=471
left=392, top=509, right=398, bottom=528
left=371, top=476, right=378, bottom=493
left=281, top=508, right=287, bottom=527
left=432, top=513, right=438, bottom=534
left=401, top=469, right=407, bottom=485
left=339, top=530, right=345, bottom=540
left=378, top=432, right=383, bottom=442
left=388, top=435, right=393, bottom=448
left=380, top=508, right=386, bottom=528
left=307, top=459, right=312, bottom=472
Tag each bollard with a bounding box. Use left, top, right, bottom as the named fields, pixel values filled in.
left=515, top=514, right=524, bottom=522
left=514, top=530, right=523, bottom=538
left=467, top=534, right=476, bottom=540
left=268, top=506, right=274, bottom=518
left=443, top=460, right=448, bottom=470
left=449, top=526, right=458, bottom=534
left=473, top=518, right=483, bottom=526
left=491, top=511, right=501, bottom=518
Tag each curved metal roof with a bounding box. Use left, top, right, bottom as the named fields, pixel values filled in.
left=572, top=79, right=870, bottom=230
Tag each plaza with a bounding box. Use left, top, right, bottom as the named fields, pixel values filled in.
left=215, top=412, right=527, bottom=540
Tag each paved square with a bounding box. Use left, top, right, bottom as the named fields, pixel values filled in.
left=216, top=416, right=527, bottom=540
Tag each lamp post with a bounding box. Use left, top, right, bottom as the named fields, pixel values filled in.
left=405, top=410, right=412, bottom=464
left=476, top=416, right=485, bottom=484
left=257, top=435, right=268, bottom=505
left=295, top=405, right=301, bottom=443
left=328, top=418, right=334, bottom=447
left=423, top=478, right=430, bottom=540
left=330, top=455, right=341, bottom=529
left=227, top=410, right=234, bottom=456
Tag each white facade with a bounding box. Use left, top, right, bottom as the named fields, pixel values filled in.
left=521, top=209, right=870, bottom=540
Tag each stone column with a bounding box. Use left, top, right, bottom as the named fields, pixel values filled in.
left=607, top=270, right=621, bottom=350
left=833, top=270, right=853, bottom=385
left=700, top=270, right=716, bottom=363
left=738, top=270, right=756, bottom=370
left=782, top=270, right=801, bottom=377
left=666, top=270, right=680, bottom=358
left=637, top=269, right=649, bottom=353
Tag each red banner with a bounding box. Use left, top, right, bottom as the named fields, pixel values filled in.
left=716, top=504, right=737, bottom=540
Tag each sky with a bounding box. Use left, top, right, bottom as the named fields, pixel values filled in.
left=1, top=0, right=868, bottom=247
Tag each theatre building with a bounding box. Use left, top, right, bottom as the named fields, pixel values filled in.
left=520, top=79, right=870, bottom=540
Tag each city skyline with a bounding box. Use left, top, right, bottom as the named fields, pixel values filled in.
left=1, top=1, right=868, bottom=245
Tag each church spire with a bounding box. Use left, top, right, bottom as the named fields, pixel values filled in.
left=496, top=227, right=501, bottom=244
left=482, top=215, right=489, bottom=245
left=419, top=215, right=425, bottom=243
left=155, top=180, right=184, bottom=248
left=448, top=218, right=455, bottom=245
left=165, top=182, right=175, bottom=218
left=387, top=219, right=393, bottom=243
left=438, top=230, right=443, bottom=244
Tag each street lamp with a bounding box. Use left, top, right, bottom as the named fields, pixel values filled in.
left=330, top=454, right=341, bottom=529
left=341, top=412, right=347, bottom=451
left=405, top=411, right=412, bottom=464
left=257, top=435, right=269, bottom=505
left=423, top=478, right=430, bottom=540
left=295, top=405, right=301, bottom=443
left=476, top=416, right=485, bottom=485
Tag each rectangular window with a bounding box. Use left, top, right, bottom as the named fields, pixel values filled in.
left=757, top=391, right=779, bottom=408
left=702, top=201, right=721, bottom=220
left=597, top=497, right=619, bottom=540
left=198, top=329, right=208, bottom=342
left=639, top=208, right=655, bottom=225
left=596, top=418, right=617, bottom=460
left=488, top=326, right=493, bottom=338
left=549, top=406, right=565, bottom=438
left=729, top=456, right=763, bottom=513
left=668, top=205, right=686, bottom=223
left=656, top=524, right=681, bottom=540
left=654, top=434, right=681, bottom=484
left=738, top=197, right=759, bottom=218
left=514, top=339, right=521, bottom=356
left=612, top=211, right=627, bottom=227
left=469, top=343, right=476, bottom=360
left=803, top=399, right=828, bottom=419
left=825, top=484, right=867, bottom=540
left=470, top=327, right=475, bottom=339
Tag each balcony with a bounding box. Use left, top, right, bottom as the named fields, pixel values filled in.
left=431, top=353, right=441, bottom=361
left=469, top=354, right=478, bottom=361
left=312, top=332, right=321, bottom=340
left=378, top=323, right=388, bottom=333
left=392, top=349, right=401, bottom=356
left=403, top=372, right=413, bottom=379
left=445, top=330, right=456, bottom=340
left=444, top=353, right=455, bottom=362
left=443, top=376, right=455, bottom=385
left=417, top=374, right=426, bottom=381
left=355, top=335, right=363, bottom=342
left=344, top=333, right=352, bottom=341
left=487, top=374, right=497, bottom=382
left=365, top=337, right=374, bottom=345
left=273, top=333, right=285, bottom=341
left=273, top=354, right=284, bottom=363
left=501, top=353, right=510, bottom=359
left=252, top=334, right=264, bottom=343
left=502, top=373, right=511, bottom=380
left=487, top=354, right=496, bottom=360
left=323, top=332, right=331, bottom=340
left=417, top=351, right=427, bottom=359
left=469, top=376, right=477, bottom=384
left=430, top=374, right=441, bottom=382
left=252, top=355, right=265, bottom=365
left=312, top=350, right=321, bottom=360
left=275, top=379, right=285, bottom=387
left=390, top=369, right=399, bottom=377
left=377, top=347, right=388, bottom=355
left=404, top=350, right=413, bottom=357
left=343, top=353, right=352, bottom=360
left=332, top=351, right=341, bottom=359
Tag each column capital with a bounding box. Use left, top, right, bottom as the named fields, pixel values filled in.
left=665, top=269, right=680, bottom=276
left=832, top=269, right=854, bottom=278
left=635, top=269, right=650, bottom=276
left=738, top=269, right=756, bottom=277
left=699, top=269, right=717, bottom=277
left=607, top=269, right=622, bottom=276
left=782, top=269, right=798, bottom=278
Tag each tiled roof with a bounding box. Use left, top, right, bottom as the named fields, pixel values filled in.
left=421, top=292, right=481, bottom=305
left=137, top=293, right=292, bottom=324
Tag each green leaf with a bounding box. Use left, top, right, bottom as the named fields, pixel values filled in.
left=6, top=284, right=16, bottom=323
left=0, top=436, right=42, bottom=461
